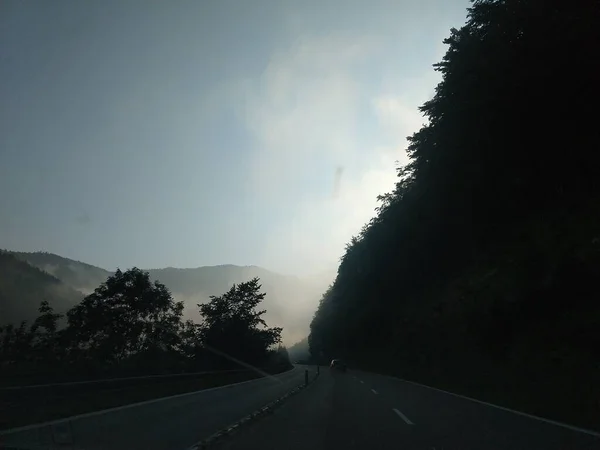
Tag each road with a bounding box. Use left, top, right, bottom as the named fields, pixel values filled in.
left=0, top=366, right=315, bottom=450
left=3, top=365, right=598, bottom=450
left=222, top=368, right=600, bottom=450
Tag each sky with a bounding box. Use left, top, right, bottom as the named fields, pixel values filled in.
left=0, top=0, right=470, bottom=276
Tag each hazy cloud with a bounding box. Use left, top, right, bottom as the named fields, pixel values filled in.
left=0, top=0, right=469, bottom=277
left=227, top=32, right=431, bottom=275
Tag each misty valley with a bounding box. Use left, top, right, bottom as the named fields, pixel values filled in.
left=0, top=250, right=332, bottom=346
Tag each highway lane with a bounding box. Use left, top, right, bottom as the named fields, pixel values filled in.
left=0, top=365, right=314, bottom=450
left=222, top=367, right=600, bottom=450
left=351, top=369, right=600, bottom=449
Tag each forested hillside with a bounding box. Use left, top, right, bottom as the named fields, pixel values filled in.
left=0, top=251, right=83, bottom=325
left=11, top=251, right=111, bottom=294
left=309, top=0, right=599, bottom=429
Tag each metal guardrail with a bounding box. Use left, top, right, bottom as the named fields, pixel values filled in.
left=0, top=369, right=250, bottom=391
left=0, top=365, right=292, bottom=391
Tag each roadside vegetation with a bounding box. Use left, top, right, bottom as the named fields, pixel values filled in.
left=0, top=268, right=291, bottom=428
left=0, top=268, right=290, bottom=386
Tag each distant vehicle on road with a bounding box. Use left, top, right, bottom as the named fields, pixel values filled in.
left=330, top=359, right=347, bottom=372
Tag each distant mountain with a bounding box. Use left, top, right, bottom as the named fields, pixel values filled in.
left=7, top=252, right=333, bottom=344
left=10, top=251, right=111, bottom=295
left=0, top=251, right=84, bottom=326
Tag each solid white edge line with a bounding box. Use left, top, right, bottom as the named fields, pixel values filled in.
left=371, top=389, right=378, bottom=395
left=393, top=408, right=414, bottom=425
left=0, top=366, right=300, bottom=436
left=386, top=375, right=600, bottom=438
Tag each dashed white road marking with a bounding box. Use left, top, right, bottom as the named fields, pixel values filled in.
left=371, top=389, right=378, bottom=395
left=386, top=374, right=600, bottom=437
left=393, top=408, right=414, bottom=425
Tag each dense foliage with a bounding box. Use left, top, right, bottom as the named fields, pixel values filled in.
left=199, top=278, right=282, bottom=367
left=65, top=268, right=185, bottom=370
left=309, top=0, right=599, bottom=428
left=0, top=268, right=289, bottom=384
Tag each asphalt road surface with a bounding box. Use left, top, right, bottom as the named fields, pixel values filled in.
left=0, top=366, right=314, bottom=450
left=222, top=368, right=600, bottom=450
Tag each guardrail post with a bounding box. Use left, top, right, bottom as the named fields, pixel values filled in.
left=304, top=369, right=308, bottom=386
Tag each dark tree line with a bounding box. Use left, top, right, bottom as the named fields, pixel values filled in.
left=0, top=268, right=288, bottom=384
left=310, top=0, right=599, bottom=428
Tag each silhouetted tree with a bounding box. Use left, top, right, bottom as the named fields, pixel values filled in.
left=0, top=321, right=32, bottom=364
left=1, top=270, right=291, bottom=381
left=198, top=277, right=282, bottom=367
left=65, top=268, right=184, bottom=368
left=29, top=300, right=63, bottom=362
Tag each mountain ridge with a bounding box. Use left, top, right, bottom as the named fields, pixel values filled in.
left=4, top=251, right=332, bottom=344
left=0, top=251, right=84, bottom=326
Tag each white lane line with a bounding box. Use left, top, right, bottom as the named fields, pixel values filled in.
left=393, top=408, right=414, bottom=425
left=360, top=380, right=364, bottom=384
left=386, top=375, right=600, bottom=438
left=371, top=389, right=378, bottom=395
